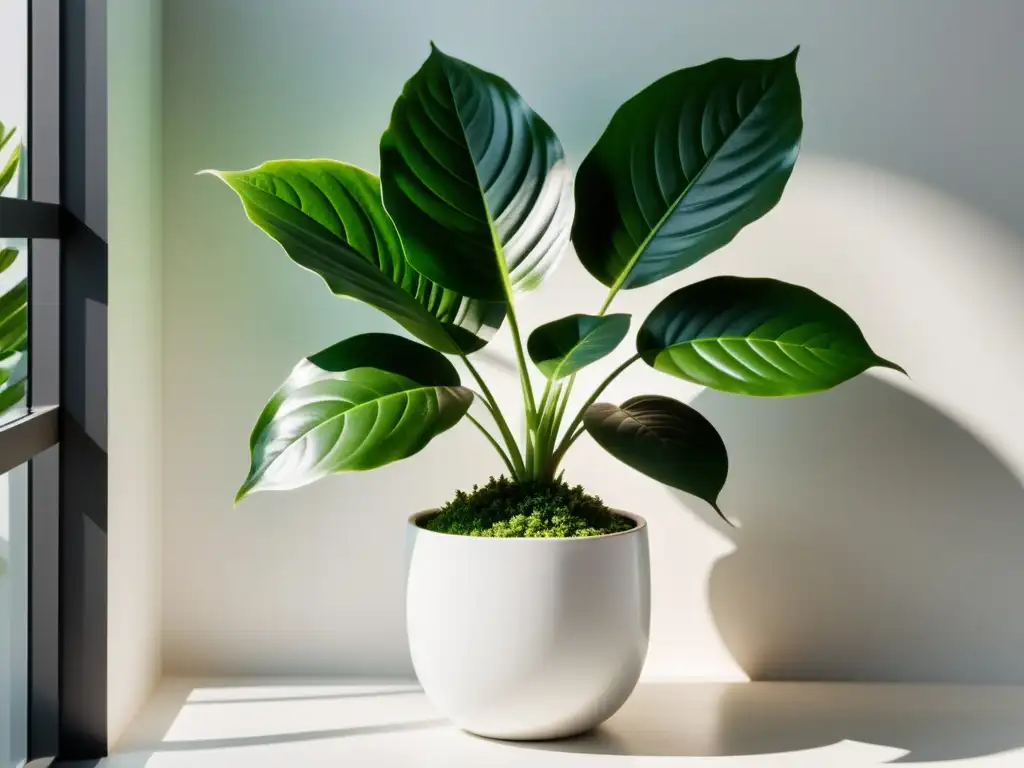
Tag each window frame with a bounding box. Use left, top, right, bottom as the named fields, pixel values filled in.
left=0, top=0, right=108, bottom=762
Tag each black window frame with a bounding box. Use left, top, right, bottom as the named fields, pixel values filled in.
left=0, top=0, right=108, bottom=763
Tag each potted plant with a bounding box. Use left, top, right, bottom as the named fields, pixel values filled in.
left=207, top=45, right=901, bottom=740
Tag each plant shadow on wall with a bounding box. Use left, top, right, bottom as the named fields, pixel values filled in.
left=509, top=377, right=1024, bottom=763
left=699, top=375, right=1024, bottom=691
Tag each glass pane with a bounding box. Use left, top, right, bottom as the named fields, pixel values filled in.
left=0, top=462, right=28, bottom=768
left=0, top=0, right=27, bottom=200
left=0, top=239, right=26, bottom=428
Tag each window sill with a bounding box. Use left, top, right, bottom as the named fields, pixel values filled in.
left=106, top=679, right=1024, bottom=766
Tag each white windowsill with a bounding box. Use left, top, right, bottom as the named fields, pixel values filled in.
left=105, top=679, right=1024, bottom=766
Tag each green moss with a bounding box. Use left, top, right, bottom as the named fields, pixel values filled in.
left=424, top=476, right=634, bottom=538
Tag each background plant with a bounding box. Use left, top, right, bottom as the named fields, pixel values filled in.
left=0, top=119, right=28, bottom=420
left=211, top=46, right=901, bottom=522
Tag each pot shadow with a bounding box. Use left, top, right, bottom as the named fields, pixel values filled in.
left=509, top=376, right=1024, bottom=762
left=499, top=681, right=1024, bottom=762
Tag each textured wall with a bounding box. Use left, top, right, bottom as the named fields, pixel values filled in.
left=162, top=0, right=1024, bottom=681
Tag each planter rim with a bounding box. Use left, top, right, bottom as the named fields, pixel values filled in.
left=408, top=507, right=647, bottom=542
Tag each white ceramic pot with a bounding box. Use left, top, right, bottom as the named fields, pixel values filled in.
left=405, top=509, right=650, bottom=740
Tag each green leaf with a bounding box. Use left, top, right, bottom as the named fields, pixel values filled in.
left=527, top=313, right=631, bottom=380
left=584, top=395, right=729, bottom=521
left=573, top=51, right=802, bottom=291
left=0, top=278, right=28, bottom=357
left=380, top=44, right=573, bottom=301
left=637, top=276, right=903, bottom=396
left=0, top=380, right=25, bottom=416
left=204, top=160, right=503, bottom=354
left=237, top=333, right=474, bottom=501
left=0, top=143, right=21, bottom=197
left=0, top=123, right=14, bottom=152
left=0, top=248, right=18, bottom=274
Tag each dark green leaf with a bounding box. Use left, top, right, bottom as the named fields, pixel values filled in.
left=205, top=160, right=503, bottom=354
left=380, top=44, right=573, bottom=301
left=0, top=380, right=25, bottom=416
left=527, top=313, right=631, bottom=380
left=584, top=395, right=729, bottom=521
left=237, top=333, right=474, bottom=502
left=637, top=276, right=903, bottom=396
left=0, top=307, right=27, bottom=355
left=573, top=51, right=802, bottom=290
left=0, top=248, right=18, bottom=274
left=0, top=278, right=29, bottom=358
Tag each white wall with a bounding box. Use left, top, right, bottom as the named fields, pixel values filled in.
left=108, top=0, right=163, bottom=747
left=161, top=0, right=1024, bottom=682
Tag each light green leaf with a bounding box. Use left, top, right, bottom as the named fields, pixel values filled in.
left=237, top=333, right=474, bottom=502
left=380, top=44, right=573, bottom=301
left=0, top=143, right=21, bottom=197
left=527, top=313, right=631, bottom=380
left=0, top=123, right=14, bottom=152
left=205, top=160, right=503, bottom=354
left=637, top=276, right=903, bottom=396
left=573, top=51, right=802, bottom=291
left=0, top=248, right=19, bottom=274
left=584, top=395, right=729, bottom=522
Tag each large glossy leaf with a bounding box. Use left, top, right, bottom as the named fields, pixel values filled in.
left=637, top=276, right=903, bottom=396
left=380, top=44, right=573, bottom=301
left=206, top=160, right=503, bottom=354
left=573, top=51, right=802, bottom=290
left=584, top=395, right=729, bottom=521
left=527, top=313, right=631, bottom=380
left=237, top=333, right=474, bottom=501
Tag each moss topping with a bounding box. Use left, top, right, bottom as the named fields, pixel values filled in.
left=424, top=476, right=634, bottom=538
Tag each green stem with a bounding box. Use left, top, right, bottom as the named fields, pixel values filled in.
left=466, top=413, right=517, bottom=478
left=537, top=378, right=553, bottom=419
left=532, top=380, right=562, bottom=479
left=551, top=354, right=640, bottom=466
left=598, top=288, right=619, bottom=316
left=506, top=303, right=538, bottom=422
left=543, top=381, right=566, bottom=462
left=551, top=375, right=574, bottom=443
left=460, top=353, right=526, bottom=478
left=559, top=425, right=585, bottom=457
left=545, top=275, right=620, bottom=461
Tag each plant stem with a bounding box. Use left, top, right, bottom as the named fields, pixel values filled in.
left=552, top=428, right=585, bottom=462
left=537, top=378, right=553, bottom=419
left=466, top=413, right=517, bottom=477
left=505, top=303, right=538, bottom=423
left=532, top=379, right=562, bottom=479
left=460, top=352, right=526, bottom=478
left=551, top=354, right=640, bottom=467
left=597, top=288, right=619, bottom=316
left=543, top=282, right=620, bottom=469
left=551, top=375, right=574, bottom=442
left=545, top=381, right=564, bottom=453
